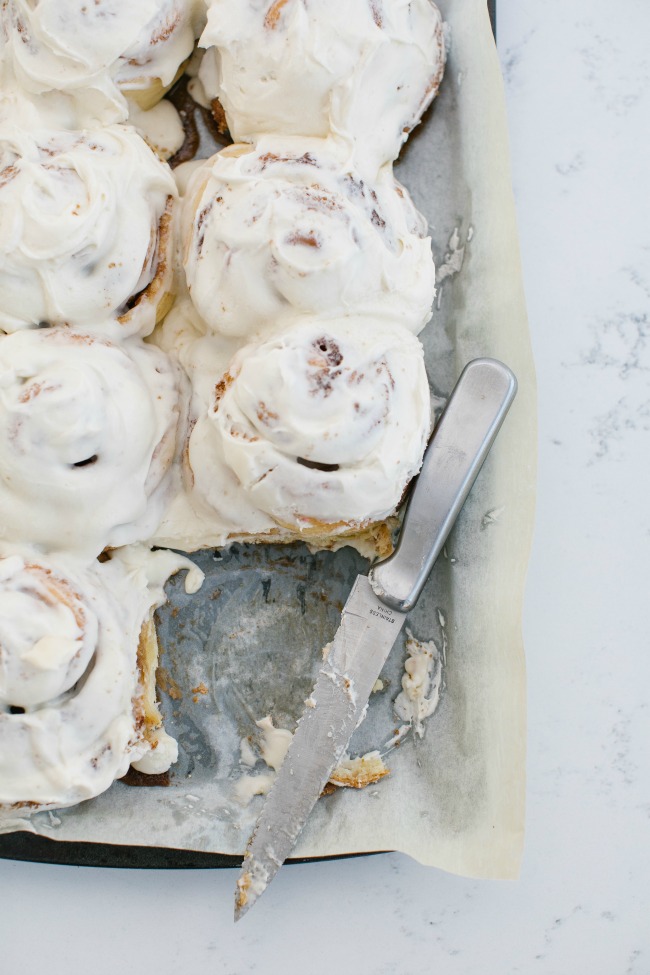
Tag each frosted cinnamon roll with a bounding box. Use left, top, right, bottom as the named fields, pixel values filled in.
left=187, top=315, right=431, bottom=537
left=0, top=546, right=203, bottom=816
left=0, top=123, right=176, bottom=337
left=0, top=329, right=179, bottom=560
left=199, top=0, right=445, bottom=177
left=182, top=138, right=435, bottom=339
left=0, top=0, right=205, bottom=123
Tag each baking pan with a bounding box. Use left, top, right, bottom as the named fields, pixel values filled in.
left=0, top=0, right=499, bottom=871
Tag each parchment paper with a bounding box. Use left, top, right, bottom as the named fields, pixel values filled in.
left=9, top=0, right=536, bottom=879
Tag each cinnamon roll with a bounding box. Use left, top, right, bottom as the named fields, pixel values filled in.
left=0, top=329, right=179, bottom=560
left=186, top=315, right=432, bottom=538
left=0, top=122, right=176, bottom=336
left=0, top=0, right=205, bottom=124
left=199, top=0, right=446, bottom=177
left=182, top=138, right=435, bottom=339
left=0, top=546, right=203, bottom=816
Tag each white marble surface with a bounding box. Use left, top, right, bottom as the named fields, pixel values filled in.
left=2, top=2, right=649, bottom=971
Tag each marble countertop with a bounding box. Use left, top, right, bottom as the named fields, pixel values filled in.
left=1, top=2, right=648, bottom=972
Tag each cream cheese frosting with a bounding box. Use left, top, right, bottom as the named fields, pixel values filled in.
left=394, top=628, right=443, bottom=738
left=182, top=137, right=435, bottom=339
left=199, top=0, right=445, bottom=177
left=127, top=98, right=185, bottom=161
left=0, top=0, right=205, bottom=125
left=0, top=328, right=180, bottom=560
left=0, top=121, right=176, bottom=336
left=0, top=545, right=202, bottom=814
left=233, top=715, right=389, bottom=808
left=186, top=314, right=432, bottom=533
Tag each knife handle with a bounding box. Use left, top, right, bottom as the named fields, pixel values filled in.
left=369, top=357, right=517, bottom=614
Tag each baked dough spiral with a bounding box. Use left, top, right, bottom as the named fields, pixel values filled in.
left=182, top=138, right=435, bottom=339
left=0, top=328, right=179, bottom=559
left=0, top=122, right=176, bottom=336
left=0, top=547, right=203, bottom=814
left=0, top=0, right=205, bottom=122
left=187, top=315, right=431, bottom=533
left=199, top=0, right=445, bottom=177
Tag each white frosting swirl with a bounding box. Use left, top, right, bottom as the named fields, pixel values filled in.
left=0, top=555, right=95, bottom=710
left=0, top=546, right=202, bottom=813
left=199, top=0, right=445, bottom=177
left=0, top=122, right=176, bottom=336
left=0, top=0, right=204, bottom=124
left=0, top=329, right=179, bottom=559
left=188, top=315, right=431, bottom=531
left=182, top=138, right=435, bottom=339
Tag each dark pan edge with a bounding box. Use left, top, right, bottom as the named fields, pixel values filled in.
left=0, top=833, right=386, bottom=870
left=488, top=0, right=496, bottom=38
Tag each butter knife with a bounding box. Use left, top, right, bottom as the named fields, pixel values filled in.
left=234, top=357, right=517, bottom=920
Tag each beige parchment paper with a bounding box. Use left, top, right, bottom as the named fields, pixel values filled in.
left=5, top=0, right=536, bottom=880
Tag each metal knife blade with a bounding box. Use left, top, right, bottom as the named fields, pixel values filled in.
left=235, top=358, right=517, bottom=920
left=235, top=575, right=406, bottom=918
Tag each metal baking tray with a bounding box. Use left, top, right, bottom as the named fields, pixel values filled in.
left=0, top=0, right=498, bottom=870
